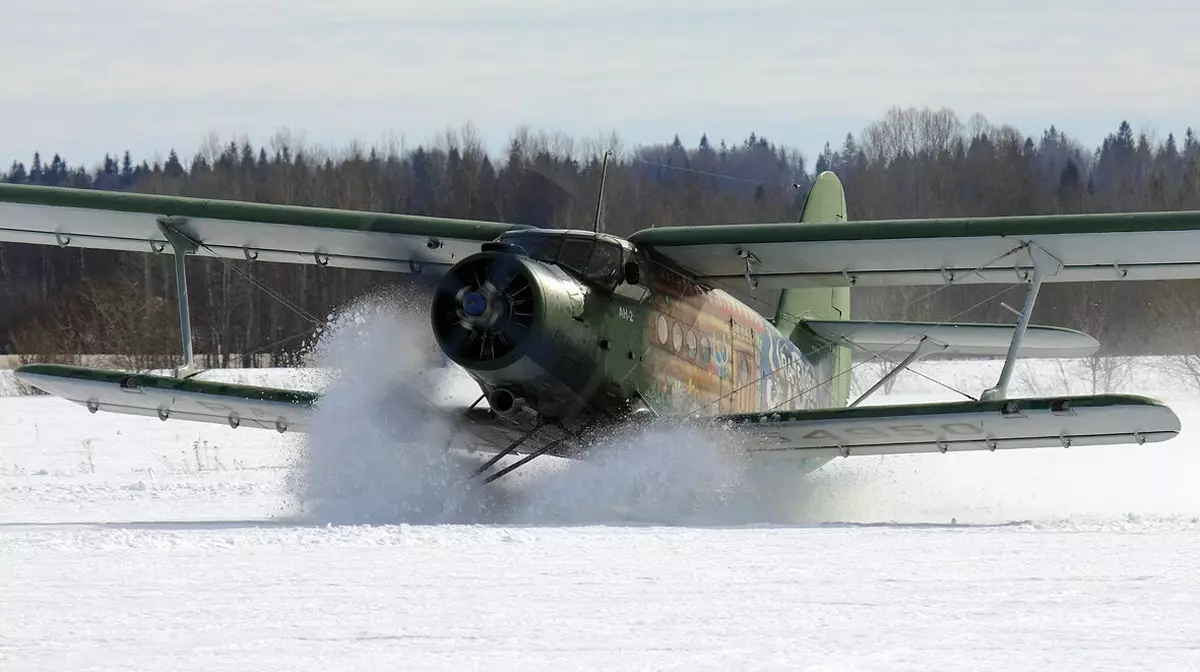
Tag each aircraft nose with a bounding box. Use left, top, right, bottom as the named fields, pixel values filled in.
left=462, top=290, right=487, bottom=317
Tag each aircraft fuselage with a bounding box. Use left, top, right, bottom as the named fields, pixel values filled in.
left=430, top=229, right=846, bottom=452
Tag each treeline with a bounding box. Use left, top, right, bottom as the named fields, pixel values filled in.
left=3, top=107, right=1200, bottom=367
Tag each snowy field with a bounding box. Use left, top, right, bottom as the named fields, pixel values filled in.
left=3, top=312, right=1200, bottom=670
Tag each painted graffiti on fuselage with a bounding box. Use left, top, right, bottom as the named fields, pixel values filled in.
left=638, top=260, right=823, bottom=416
left=758, top=322, right=823, bottom=412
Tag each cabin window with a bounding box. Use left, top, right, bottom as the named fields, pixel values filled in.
left=685, top=330, right=698, bottom=359
left=672, top=323, right=684, bottom=351
left=699, top=337, right=712, bottom=365
left=656, top=315, right=669, bottom=345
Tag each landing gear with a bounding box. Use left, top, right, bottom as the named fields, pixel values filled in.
left=469, top=421, right=546, bottom=479
left=464, top=415, right=587, bottom=484
left=479, top=437, right=568, bottom=484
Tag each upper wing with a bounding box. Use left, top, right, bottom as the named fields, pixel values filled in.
left=722, top=394, right=1180, bottom=458
left=629, top=210, right=1200, bottom=291
left=0, top=184, right=526, bottom=273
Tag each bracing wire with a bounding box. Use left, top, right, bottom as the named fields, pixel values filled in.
left=766, top=281, right=1025, bottom=412
left=157, top=227, right=333, bottom=367
left=681, top=242, right=1034, bottom=416
left=631, top=157, right=769, bottom=186
left=187, top=239, right=327, bottom=328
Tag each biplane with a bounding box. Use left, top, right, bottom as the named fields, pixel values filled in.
left=1, top=171, right=1196, bottom=482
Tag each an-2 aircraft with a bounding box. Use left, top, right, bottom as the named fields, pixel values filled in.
left=1, top=171, right=1198, bottom=483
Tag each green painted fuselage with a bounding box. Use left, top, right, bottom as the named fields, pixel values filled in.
left=429, top=173, right=853, bottom=467
left=429, top=235, right=848, bottom=478
left=432, top=250, right=850, bottom=469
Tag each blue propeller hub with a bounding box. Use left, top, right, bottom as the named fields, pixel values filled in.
left=462, top=290, right=487, bottom=317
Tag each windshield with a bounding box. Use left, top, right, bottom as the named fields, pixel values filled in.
left=586, top=242, right=623, bottom=287
left=501, top=231, right=626, bottom=292
left=559, top=238, right=593, bottom=275
left=509, top=232, right=563, bottom=264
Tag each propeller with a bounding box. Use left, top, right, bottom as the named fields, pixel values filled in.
left=431, top=254, right=536, bottom=363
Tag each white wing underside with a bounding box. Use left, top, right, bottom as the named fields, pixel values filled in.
left=0, top=190, right=521, bottom=273
left=705, top=233, right=1200, bottom=288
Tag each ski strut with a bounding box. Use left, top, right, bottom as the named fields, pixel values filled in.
left=481, top=438, right=567, bottom=484
left=469, top=422, right=543, bottom=479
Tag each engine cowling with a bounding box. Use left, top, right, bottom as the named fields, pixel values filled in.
left=430, top=251, right=600, bottom=418
left=431, top=251, right=538, bottom=366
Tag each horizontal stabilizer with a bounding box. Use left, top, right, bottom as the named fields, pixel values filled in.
left=723, top=394, right=1179, bottom=457
left=802, top=320, right=1099, bottom=358
left=13, top=364, right=316, bottom=432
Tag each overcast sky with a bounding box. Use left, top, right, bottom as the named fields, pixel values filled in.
left=2, top=0, right=1197, bottom=169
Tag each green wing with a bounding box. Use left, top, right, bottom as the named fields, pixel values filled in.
left=15, top=363, right=317, bottom=432
left=13, top=364, right=555, bottom=457
left=723, top=394, right=1179, bottom=457
left=630, top=188, right=1200, bottom=292
left=0, top=183, right=526, bottom=273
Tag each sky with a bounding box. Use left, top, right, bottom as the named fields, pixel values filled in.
left=2, top=0, right=1198, bottom=170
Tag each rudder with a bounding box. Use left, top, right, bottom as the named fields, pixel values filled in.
left=775, top=171, right=852, bottom=407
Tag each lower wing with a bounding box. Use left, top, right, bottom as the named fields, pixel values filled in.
left=14, top=364, right=318, bottom=432
left=722, top=395, right=1180, bottom=457
left=12, top=363, right=562, bottom=456
left=15, top=364, right=1181, bottom=460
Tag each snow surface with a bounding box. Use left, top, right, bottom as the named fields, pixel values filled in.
left=3, top=305, right=1200, bottom=670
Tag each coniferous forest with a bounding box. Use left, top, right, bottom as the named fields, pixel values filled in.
left=4, top=106, right=1200, bottom=369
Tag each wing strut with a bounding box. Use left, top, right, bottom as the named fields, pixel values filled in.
left=157, top=217, right=198, bottom=377
left=980, top=243, right=1063, bottom=401
left=850, top=336, right=947, bottom=407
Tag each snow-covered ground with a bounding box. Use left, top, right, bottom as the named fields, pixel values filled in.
left=3, top=315, right=1200, bottom=670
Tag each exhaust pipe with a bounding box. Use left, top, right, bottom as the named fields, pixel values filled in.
left=487, top=388, right=522, bottom=416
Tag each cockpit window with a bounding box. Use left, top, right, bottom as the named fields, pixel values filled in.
left=498, top=231, right=638, bottom=295
left=509, top=233, right=562, bottom=264
left=558, top=238, right=593, bottom=276
left=586, top=242, right=623, bottom=289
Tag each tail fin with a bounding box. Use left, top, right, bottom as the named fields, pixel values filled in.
left=775, top=171, right=852, bottom=406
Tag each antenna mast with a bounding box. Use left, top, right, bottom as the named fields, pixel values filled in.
left=593, top=150, right=613, bottom=233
